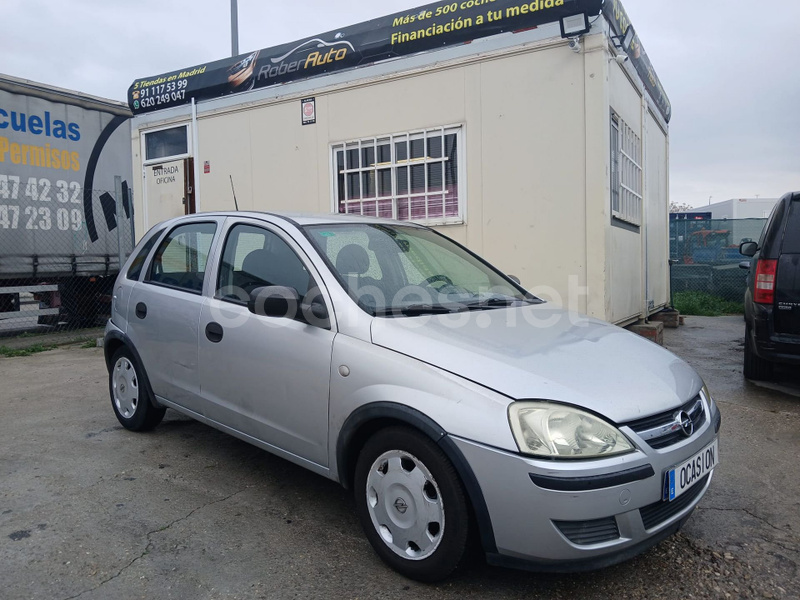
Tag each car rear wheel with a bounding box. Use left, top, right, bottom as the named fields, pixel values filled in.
left=109, top=347, right=166, bottom=431
left=353, top=426, right=470, bottom=582
left=743, top=324, right=773, bottom=380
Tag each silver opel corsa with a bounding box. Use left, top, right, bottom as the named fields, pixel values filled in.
left=105, top=212, right=720, bottom=581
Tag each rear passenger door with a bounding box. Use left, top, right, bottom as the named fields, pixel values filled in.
left=127, top=220, right=220, bottom=415
left=776, top=195, right=800, bottom=334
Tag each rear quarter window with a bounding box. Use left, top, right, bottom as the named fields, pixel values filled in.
left=759, top=199, right=786, bottom=259
left=781, top=199, right=800, bottom=254
left=127, top=228, right=165, bottom=281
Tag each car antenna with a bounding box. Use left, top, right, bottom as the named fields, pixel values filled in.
left=229, top=175, right=240, bottom=211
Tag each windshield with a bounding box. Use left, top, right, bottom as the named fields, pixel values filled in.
left=304, top=223, right=539, bottom=316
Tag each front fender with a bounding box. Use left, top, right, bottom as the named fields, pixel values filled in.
left=328, top=336, right=516, bottom=465
left=329, top=336, right=516, bottom=555
left=336, top=401, right=498, bottom=555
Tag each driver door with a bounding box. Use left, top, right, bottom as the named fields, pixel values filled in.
left=197, top=220, right=335, bottom=467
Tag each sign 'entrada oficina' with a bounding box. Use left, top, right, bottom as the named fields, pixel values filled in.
left=127, top=0, right=670, bottom=122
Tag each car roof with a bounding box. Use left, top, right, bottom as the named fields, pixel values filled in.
left=174, top=211, right=420, bottom=228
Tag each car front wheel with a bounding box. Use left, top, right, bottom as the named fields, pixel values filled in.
left=109, top=347, right=166, bottom=431
left=353, top=426, right=470, bottom=582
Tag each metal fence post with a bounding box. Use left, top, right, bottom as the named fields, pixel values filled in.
left=128, top=187, right=136, bottom=247
left=114, top=176, right=124, bottom=271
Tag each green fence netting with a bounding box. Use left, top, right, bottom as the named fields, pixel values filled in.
left=669, top=218, right=767, bottom=303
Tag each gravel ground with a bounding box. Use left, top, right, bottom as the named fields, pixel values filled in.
left=0, top=316, right=798, bottom=599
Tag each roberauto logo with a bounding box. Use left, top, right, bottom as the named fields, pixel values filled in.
left=257, top=38, right=354, bottom=82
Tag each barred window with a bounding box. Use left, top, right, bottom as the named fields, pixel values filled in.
left=610, top=113, right=642, bottom=227
left=332, top=126, right=462, bottom=224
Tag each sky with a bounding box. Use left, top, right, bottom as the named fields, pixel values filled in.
left=3, top=0, right=797, bottom=208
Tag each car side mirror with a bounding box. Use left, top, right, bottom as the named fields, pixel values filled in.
left=739, top=241, right=758, bottom=257
left=508, top=274, right=521, bottom=285
left=300, top=298, right=331, bottom=329
left=307, top=301, right=328, bottom=320
left=248, top=286, right=300, bottom=318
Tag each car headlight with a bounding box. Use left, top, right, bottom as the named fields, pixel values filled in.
left=508, top=401, right=635, bottom=459
left=701, top=383, right=717, bottom=415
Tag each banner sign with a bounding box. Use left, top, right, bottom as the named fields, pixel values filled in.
left=128, top=0, right=603, bottom=115
left=603, top=0, right=671, bottom=122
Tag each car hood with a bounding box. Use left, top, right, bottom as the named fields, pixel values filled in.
left=370, top=304, right=702, bottom=424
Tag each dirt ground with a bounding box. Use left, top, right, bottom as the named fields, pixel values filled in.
left=0, top=315, right=797, bottom=599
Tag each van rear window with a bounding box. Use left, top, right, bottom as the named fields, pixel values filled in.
left=782, top=200, right=800, bottom=254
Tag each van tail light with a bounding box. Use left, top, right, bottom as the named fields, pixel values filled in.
left=754, top=259, right=777, bottom=304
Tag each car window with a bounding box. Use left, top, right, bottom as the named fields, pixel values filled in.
left=759, top=199, right=785, bottom=258
left=217, top=224, right=313, bottom=302
left=306, top=227, right=396, bottom=309
left=317, top=229, right=384, bottom=281
left=781, top=199, right=800, bottom=254
left=306, top=223, right=532, bottom=315
left=145, top=222, right=217, bottom=293
left=126, top=228, right=164, bottom=281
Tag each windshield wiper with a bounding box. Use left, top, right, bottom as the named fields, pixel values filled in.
left=377, top=304, right=463, bottom=317
left=401, top=304, right=464, bottom=316
left=462, top=296, right=532, bottom=310
left=376, top=297, right=539, bottom=316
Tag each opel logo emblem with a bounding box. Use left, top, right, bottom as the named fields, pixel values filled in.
left=676, top=410, right=694, bottom=437
left=394, top=498, right=408, bottom=514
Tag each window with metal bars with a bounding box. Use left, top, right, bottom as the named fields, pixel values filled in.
left=610, top=113, right=642, bottom=227
left=332, top=126, right=462, bottom=224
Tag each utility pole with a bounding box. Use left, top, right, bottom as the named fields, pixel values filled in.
left=231, top=0, right=239, bottom=57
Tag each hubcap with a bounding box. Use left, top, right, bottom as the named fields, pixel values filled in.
left=365, top=450, right=444, bottom=560
left=112, top=357, right=139, bottom=418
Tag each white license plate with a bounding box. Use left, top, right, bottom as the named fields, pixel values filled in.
left=664, top=439, right=719, bottom=501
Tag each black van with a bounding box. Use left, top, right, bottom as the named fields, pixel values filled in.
left=740, top=192, right=800, bottom=380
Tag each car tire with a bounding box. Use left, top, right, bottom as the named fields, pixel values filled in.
left=743, top=324, right=773, bottom=381
left=109, top=347, right=166, bottom=431
left=353, top=426, right=470, bottom=582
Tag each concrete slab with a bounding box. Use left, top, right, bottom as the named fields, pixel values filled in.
left=0, top=320, right=797, bottom=599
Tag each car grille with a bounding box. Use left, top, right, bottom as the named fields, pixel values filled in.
left=553, top=516, right=620, bottom=545
left=625, top=394, right=706, bottom=449
left=639, top=474, right=709, bottom=530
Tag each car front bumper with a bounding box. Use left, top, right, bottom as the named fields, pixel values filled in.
left=452, top=407, right=719, bottom=570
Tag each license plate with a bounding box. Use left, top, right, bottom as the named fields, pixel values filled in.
left=663, top=439, right=719, bottom=501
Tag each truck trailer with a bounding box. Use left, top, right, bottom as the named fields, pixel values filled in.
left=0, top=75, right=133, bottom=328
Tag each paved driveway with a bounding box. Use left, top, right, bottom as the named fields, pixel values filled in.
left=0, top=316, right=797, bottom=599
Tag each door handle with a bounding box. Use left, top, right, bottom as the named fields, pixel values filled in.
left=135, top=302, right=147, bottom=319
left=205, top=321, right=224, bottom=343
